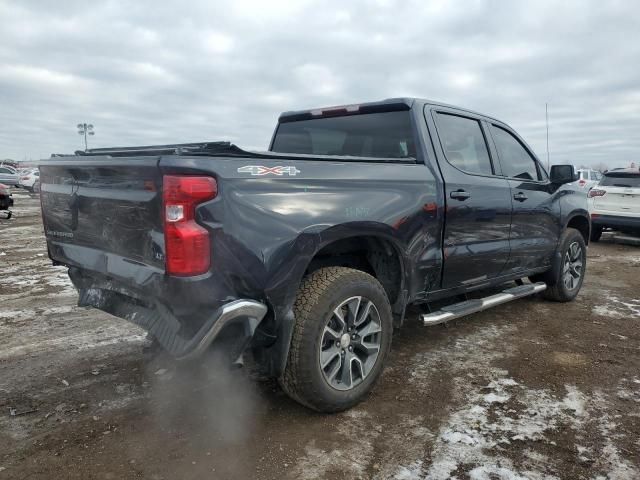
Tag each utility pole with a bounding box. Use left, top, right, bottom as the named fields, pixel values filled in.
left=545, top=103, right=550, bottom=171
left=77, top=123, right=95, bottom=151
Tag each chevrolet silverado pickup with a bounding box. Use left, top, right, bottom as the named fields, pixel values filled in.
left=40, top=98, right=590, bottom=412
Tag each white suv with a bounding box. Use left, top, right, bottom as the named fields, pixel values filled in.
left=576, top=168, right=602, bottom=190
left=19, top=169, right=40, bottom=192
left=589, top=168, right=640, bottom=241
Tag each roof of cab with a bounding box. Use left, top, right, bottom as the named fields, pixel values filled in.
left=278, top=97, right=502, bottom=124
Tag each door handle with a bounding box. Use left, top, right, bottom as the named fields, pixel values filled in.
left=513, top=192, right=528, bottom=202
left=450, top=190, right=471, bottom=200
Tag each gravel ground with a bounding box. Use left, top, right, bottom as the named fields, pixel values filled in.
left=1, top=191, right=639, bottom=480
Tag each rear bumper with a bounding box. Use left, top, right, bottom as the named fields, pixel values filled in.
left=70, top=266, right=268, bottom=360
left=78, top=286, right=267, bottom=360
left=592, top=214, right=640, bottom=230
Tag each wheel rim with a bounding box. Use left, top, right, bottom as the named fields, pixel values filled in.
left=562, top=241, right=583, bottom=290
left=319, top=296, right=382, bottom=391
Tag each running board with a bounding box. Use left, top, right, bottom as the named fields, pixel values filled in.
left=422, top=282, right=547, bottom=326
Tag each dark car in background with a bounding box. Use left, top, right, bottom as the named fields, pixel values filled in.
left=0, top=183, right=13, bottom=218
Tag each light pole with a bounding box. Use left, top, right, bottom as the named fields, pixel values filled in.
left=545, top=103, right=550, bottom=171
left=77, top=123, right=95, bottom=150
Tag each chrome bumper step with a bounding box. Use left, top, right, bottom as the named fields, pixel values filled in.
left=421, top=282, right=547, bottom=326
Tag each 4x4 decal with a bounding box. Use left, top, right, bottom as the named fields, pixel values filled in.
left=237, top=165, right=300, bottom=176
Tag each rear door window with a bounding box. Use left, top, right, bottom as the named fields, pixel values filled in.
left=599, top=173, right=640, bottom=188
left=271, top=111, right=415, bottom=159
left=491, top=126, right=541, bottom=181
left=434, top=113, right=493, bottom=175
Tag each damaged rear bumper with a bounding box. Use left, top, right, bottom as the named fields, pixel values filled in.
left=77, top=286, right=267, bottom=361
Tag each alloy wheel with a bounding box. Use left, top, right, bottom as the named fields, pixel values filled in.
left=319, top=296, right=382, bottom=391
left=562, top=241, right=583, bottom=290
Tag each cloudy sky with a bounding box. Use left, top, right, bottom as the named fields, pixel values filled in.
left=1, top=0, right=638, bottom=168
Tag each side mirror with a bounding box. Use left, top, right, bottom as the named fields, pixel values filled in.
left=550, top=164, right=579, bottom=184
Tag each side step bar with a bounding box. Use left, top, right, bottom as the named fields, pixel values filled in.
left=422, top=282, right=547, bottom=326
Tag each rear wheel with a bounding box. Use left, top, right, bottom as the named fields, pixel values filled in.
left=537, top=228, right=587, bottom=302
left=590, top=225, right=602, bottom=242
left=280, top=267, right=392, bottom=412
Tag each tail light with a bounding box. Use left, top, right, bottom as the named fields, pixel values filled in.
left=163, top=175, right=217, bottom=276
left=578, top=179, right=586, bottom=187
left=588, top=189, right=606, bottom=198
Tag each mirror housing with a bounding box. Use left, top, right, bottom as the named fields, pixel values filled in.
left=550, top=164, right=579, bottom=184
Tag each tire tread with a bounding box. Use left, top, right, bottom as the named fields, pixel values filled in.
left=280, top=267, right=390, bottom=412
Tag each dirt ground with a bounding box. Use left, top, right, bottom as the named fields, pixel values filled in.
left=1, top=191, right=639, bottom=480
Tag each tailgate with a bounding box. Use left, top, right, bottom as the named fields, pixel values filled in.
left=39, top=156, right=164, bottom=271
left=593, top=186, right=640, bottom=215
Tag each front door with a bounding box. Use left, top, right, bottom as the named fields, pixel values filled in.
left=427, top=107, right=512, bottom=289
left=487, top=123, right=560, bottom=273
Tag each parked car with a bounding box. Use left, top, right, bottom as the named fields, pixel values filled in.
left=39, top=98, right=590, bottom=412
left=588, top=168, right=640, bottom=241
left=0, top=183, right=13, bottom=219
left=0, top=165, right=19, bottom=187
left=575, top=168, right=602, bottom=190
left=19, top=169, right=40, bottom=192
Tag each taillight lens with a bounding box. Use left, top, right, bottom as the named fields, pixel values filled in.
left=578, top=179, right=586, bottom=187
left=163, top=175, right=217, bottom=276
left=588, top=189, right=606, bottom=198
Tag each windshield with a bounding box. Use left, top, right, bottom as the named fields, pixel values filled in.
left=271, top=111, right=416, bottom=159
left=600, top=173, right=640, bottom=188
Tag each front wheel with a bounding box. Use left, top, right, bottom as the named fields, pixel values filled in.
left=280, top=267, right=392, bottom=412
left=590, top=225, right=602, bottom=242
left=541, top=228, right=587, bottom=302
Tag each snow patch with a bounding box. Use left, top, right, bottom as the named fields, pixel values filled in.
left=563, top=385, right=587, bottom=416
left=592, top=295, right=640, bottom=319
left=393, top=461, right=424, bottom=480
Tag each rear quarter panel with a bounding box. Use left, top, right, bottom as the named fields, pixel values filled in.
left=159, top=156, right=443, bottom=315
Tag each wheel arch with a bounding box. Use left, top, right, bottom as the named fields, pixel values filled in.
left=257, top=224, right=409, bottom=379
left=304, top=233, right=407, bottom=309
left=565, top=211, right=591, bottom=246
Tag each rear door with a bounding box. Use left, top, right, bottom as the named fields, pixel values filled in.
left=426, top=106, right=512, bottom=289
left=487, top=123, right=560, bottom=273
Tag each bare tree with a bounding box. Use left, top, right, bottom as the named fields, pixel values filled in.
left=592, top=162, right=609, bottom=173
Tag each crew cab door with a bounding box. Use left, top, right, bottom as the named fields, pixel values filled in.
left=487, top=123, right=560, bottom=273
left=426, top=106, right=512, bottom=289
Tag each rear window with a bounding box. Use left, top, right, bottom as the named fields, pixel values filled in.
left=271, top=111, right=415, bottom=159
left=600, top=173, right=640, bottom=188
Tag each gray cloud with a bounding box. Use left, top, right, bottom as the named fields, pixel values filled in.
left=1, top=0, right=638, bottom=168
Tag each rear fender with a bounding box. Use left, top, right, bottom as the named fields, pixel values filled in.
left=259, top=222, right=407, bottom=377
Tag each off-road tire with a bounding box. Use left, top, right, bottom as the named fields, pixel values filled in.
left=279, top=267, right=392, bottom=413
left=590, top=225, right=602, bottom=242
left=535, top=228, right=587, bottom=302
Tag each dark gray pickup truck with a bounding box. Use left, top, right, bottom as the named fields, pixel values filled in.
left=40, top=98, right=590, bottom=412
